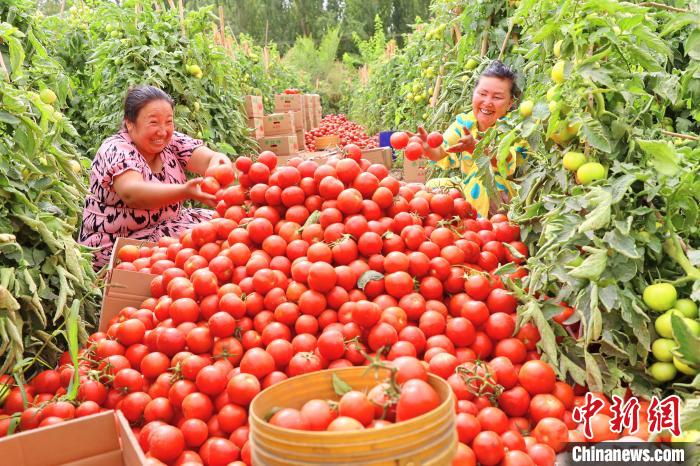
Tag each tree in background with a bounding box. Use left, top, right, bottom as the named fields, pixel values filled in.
left=283, top=27, right=353, bottom=113
left=181, top=0, right=428, bottom=58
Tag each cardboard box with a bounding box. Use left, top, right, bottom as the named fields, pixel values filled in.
left=100, top=291, right=150, bottom=332
left=274, top=93, right=303, bottom=112
left=303, top=94, right=320, bottom=108
left=292, top=110, right=303, bottom=131
left=296, top=130, right=306, bottom=151
left=259, top=135, right=299, bottom=156
left=302, top=108, right=314, bottom=130
left=403, top=158, right=427, bottom=183
left=263, top=112, right=296, bottom=136
left=0, top=410, right=146, bottom=466
left=106, top=238, right=157, bottom=298
left=362, top=147, right=392, bottom=168
left=244, top=95, right=264, bottom=117
left=101, top=237, right=156, bottom=331
left=246, top=117, right=265, bottom=139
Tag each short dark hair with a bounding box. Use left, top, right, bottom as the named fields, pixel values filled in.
left=123, top=85, right=174, bottom=123
left=477, top=60, right=521, bottom=100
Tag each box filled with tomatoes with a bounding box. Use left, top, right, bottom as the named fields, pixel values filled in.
left=101, top=238, right=157, bottom=331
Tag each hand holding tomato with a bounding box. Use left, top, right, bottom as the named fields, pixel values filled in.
left=185, top=178, right=217, bottom=207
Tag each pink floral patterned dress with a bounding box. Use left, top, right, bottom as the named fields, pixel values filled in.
left=79, top=129, right=212, bottom=269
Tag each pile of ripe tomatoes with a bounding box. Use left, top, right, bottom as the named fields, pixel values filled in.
left=0, top=148, right=629, bottom=466
left=305, top=114, right=377, bottom=151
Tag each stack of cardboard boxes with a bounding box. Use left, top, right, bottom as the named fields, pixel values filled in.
left=243, top=93, right=323, bottom=161
left=302, top=94, right=322, bottom=131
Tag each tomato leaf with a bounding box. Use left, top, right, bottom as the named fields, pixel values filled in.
left=357, top=270, right=384, bottom=290
left=602, top=230, right=641, bottom=259
left=685, top=28, right=700, bottom=60
left=518, top=301, right=558, bottom=366
left=64, top=300, right=81, bottom=401
left=636, top=139, right=680, bottom=176
left=503, top=242, right=526, bottom=261
left=580, top=118, right=611, bottom=153
left=332, top=373, right=353, bottom=396
left=584, top=350, right=604, bottom=392
left=569, top=247, right=607, bottom=281
left=302, top=210, right=321, bottom=229
left=671, top=312, right=700, bottom=366
left=578, top=188, right=612, bottom=233
left=680, top=397, right=700, bottom=433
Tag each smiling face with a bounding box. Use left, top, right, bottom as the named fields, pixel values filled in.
left=472, top=76, right=514, bottom=131
left=125, top=99, right=174, bottom=160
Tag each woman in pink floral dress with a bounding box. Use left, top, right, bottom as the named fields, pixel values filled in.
left=79, top=85, right=233, bottom=269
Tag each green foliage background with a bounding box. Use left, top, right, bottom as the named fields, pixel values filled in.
left=0, top=0, right=100, bottom=376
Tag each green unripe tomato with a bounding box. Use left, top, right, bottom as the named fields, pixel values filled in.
left=674, top=298, right=698, bottom=318
left=519, top=100, right=534, bottom=118
left=673, top=357, right=697, bottom=376
left=548, top=100, right=559, bottom=114
left=684, top=317, right=700, bottom=336
left=654, top=310, right=680, bottom=338
left=651, top=338, right=675, bottom=362
left=551, top=60, right=566, bottom=84
left=40, top=89, right=57, bottom=105
left=576, top=162, right=606, bottom=185
left=643, top=283, right=677, bottom=312
left=465, top=58, right=479, bottom=70
left=649, top=362, right=677, bottom=382
left=563, top=151, right=586, bottom=171
left=553, top=39, right=563, bottom=58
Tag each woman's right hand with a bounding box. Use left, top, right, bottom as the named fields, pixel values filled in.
left=183, top=178, right=217, bottom=207
left=408, top=126, right=446, bottom=162
left=446, top=134, right=477, bottom=153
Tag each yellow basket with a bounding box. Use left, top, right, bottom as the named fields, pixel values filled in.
left=315, top=135, right=341, bottom=150
left=249, top=366, right=457, bottom=466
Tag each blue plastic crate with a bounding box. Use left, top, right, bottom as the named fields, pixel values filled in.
left=378, top=131, right=396, bottom=159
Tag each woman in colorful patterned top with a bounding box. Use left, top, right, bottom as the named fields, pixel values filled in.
left=79, top=85, right=233, bottom=269
left=416, top=61, right=526, bottom=218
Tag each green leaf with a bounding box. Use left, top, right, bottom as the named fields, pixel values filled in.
left=332, top=373, right=353, bottom=396
left=0, top=111, right=20, bottom=125
left=497, top=130, right=518, bottom=177
left=603, top=230, right=641, bottom=259
left=357, top=270, right=384, bottom=291
left=671, top=312, right=700, bottom=366
left=578, top=189, right=612, bottom=233
left=680, top=397, right=700, bottom=431
left=686, top=29, right=700, bottom=60
left=584, top=351, right=604, bottom=392
left=64, top=300, right=80, bottom=401
left=578, top=64, right=613, bottom=87
left=503, top=242, right=526, bottom=261
left=580, top=118, right=611, bottom=153
left=569, top=248, right=607, bottom=281
left=519, top=301, right=558, bottom=366
left=531, top=101, right=550, bottom=120
left=609, top=174, right=636, bottom=203
left=637, top=139, right=680, bottom=176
